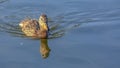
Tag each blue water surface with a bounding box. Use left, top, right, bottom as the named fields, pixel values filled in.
left=0, top=0, right=120, bottom=68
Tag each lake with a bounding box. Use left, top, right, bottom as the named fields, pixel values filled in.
left=0, top=0, right=120, bottom=68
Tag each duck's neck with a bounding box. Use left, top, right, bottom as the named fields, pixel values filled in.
left=39, top=22, right=48, bottom=31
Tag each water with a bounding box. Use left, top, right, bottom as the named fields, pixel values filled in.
left=0, top=0, right=120, bottom=68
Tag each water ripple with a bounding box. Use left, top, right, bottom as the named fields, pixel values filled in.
left=54, top=8, right=120, bottom=25
left=0, top=7, right=120, bottom=39
left=0, top=21, right=65, bottom=39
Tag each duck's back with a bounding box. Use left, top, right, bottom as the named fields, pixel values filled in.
left=20, top=19, right=40, bottom=37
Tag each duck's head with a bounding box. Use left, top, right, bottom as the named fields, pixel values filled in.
left=39, top=14, right=49, bottom=31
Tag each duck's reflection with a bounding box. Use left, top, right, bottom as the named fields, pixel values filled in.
left=40, top=39, right=51, bottom=59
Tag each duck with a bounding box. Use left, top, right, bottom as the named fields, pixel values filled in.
left=19, top=14, right=49, bottom=39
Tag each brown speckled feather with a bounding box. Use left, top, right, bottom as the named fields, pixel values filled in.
left=20, top=19, right=40, bottom=37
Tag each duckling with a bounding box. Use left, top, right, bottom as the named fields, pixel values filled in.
left=19, top=14, right=49, bottom=39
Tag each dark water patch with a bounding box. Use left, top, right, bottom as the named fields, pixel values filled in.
left=0, top=0, right=9, bottom=4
